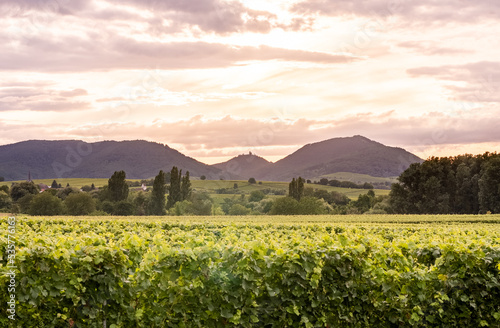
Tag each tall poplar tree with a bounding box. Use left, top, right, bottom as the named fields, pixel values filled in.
left=150, top=170, right=167, bottom=215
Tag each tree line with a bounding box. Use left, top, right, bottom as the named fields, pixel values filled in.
left=389, top=152, right=500, bottom=214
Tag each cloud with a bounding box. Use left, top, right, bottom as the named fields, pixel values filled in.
left=397, top=41, right=473, bottom=56
left=407, top=61, right=500, bottom=103
left=0, top=35, right=357, bottom=72
left=59, top=112, right=500, bottom=154
left=59, top=88, right=88, bottom=97
left=291, top=0, right=500, bottom=24
left=0, top=0, right=312, bottom=35
left=0, top=86, right=90, bottom=111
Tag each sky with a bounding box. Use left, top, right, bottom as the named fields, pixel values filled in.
left=1, top=0, right=499, bottom=164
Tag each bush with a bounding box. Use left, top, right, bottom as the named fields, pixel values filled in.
left=0, top=191, right=12, bottom=210
left=200, top=175, right=206, bottom=180
left=228, top=204, right=251, bottom=215
left=28, top=192, right=64, bottom=216
left=18, top=194, right=35, bottom=213
left=270, top=197, right=300, bottom=215
left=248, top=190, right=265, bottom=202
left=64, top=193, right=96, bottom=216
left=248, top=177, right=256, bottom=184
left=113, top=201, right=135, bottom=216
left=10, top=181, right=38, bottom=201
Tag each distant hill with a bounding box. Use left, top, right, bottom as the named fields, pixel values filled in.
left=214, top=136, right=423, bottom=181
left=212, top=153, right=272, bottom=180
left=0, top=140, right=226, bottom=181
left=0, top=136, right=423, bottom=182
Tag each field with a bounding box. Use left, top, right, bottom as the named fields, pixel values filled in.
left=1, top=214, right=499, bottom=327
left=315, top=172, right=398, bottom=184
left=1, top=178, right=390, bottom=200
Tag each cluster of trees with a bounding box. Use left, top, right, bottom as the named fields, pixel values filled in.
left=390, top=153, right=500, bottom=214
left=316, top=178, right=374, bottom=190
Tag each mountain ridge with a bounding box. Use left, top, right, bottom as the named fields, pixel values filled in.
left=0, top=136, right=423, bottom=181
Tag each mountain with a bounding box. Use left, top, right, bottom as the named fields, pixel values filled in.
left=0, top=140, right=226, bottom=181
left=0, top=136, right=423, bottom=182
left=214, top=136, right=423, bottom=181
left=212, top=153, right=272, bottom=180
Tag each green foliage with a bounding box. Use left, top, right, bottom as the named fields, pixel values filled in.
left=28, top=192, right=64, bottom=215
left=181, top=171, right=192, bottom=201
left=288, top=177, right=305, bottom=201
left=0, top=191, right=12, bottom=210
left=113, top=200, right=135, bottom=216
left=248, top=177, right=257, bottom=184
left=248, top=190, right=265, bottom=202
left=167, top=166, right=182, bottom=209
left=56, top=186, right=80, bottom=200
left=229, top=204, right=251, bottom=215
left=184, top=192, right=213, bottom=215
left=270, top=197, right=300, bottom=215
left=107, top=170, right=129, bottom=202
left=51, top=179, right=58, bottom=189
left=3, top=217, right=500, bottom=327
left=17, top=194, right=35, bottom=213
left=150, top=170, right=167, bottom=215
left=0, top=185, right=8, bottom=193
left=390, top=153, right=500, bottom=214
left=64, top=193, right=96, bottom=215
left=10, top=181, right=39, bottom=201
left=200, top=175, right=206, bottom=180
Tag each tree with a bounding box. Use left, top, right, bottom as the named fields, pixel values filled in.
left=91, top=183, right=96, bottom=190
left=0, top=176, right=4, bottom=182
left=200, top=175, right=206, bottom=180
left=64, top=193, right=96, bottom=215
left=10, top=181, right=39, bottom=202
left=233, top=183, right=238, bottom=189
left=66, top=183, right=70, bottom=187
left=0, top=185, right=9, bottom=193
left=288, top=177, right=305, bottom=201
left=113, top=200, right=135, bottom=216
left=167, top=166, right=182, bottom=209
left=184, top=192, right=212, bottom=215
left=150, top=170, right=167, bottom=215
left=181, top=171, right=192, bottom=201
left=0, top=191, right=12, bottom=210
left=478, top=157, right=500, bottom=213
left=319, top=178, right=329, bottom=185
left=249, top=190, right=265, bottom=202
left=18, top=194, right=35, bottom=213
left=298, top=196, right=327, bottom=215
left=51, top=180, right=58, bottom=189
left=248, top=177, right=256, bottom=184
left=56, top=187, right=79, bottom=200
left=107, top=170, right=129, bottom=202
left=28, top=192, right=64, bottom=216
left=229, top=204, right=250, bottom=215
left=270, top=197, right=300, bottom=215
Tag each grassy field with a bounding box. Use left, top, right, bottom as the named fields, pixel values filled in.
left=315, top=172, right=398, bottom=184
left=2, top=178, right=390, bottom=199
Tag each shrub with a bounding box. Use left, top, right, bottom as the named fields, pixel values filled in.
left=28, top=192, right=64, bottom=216
left=65, top=193, right=96, bottom=216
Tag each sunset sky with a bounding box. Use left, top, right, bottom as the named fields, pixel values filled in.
left=1, top=0, right=499, bottom=164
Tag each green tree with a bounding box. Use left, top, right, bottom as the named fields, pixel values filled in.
left=200, top=175, right=206, bottom=180
left=288, top=177, right=305, bottom=201
left=298, top=196, right=327, bottom=215
left=56, top=186, right=79, bottom=200
left=478, top=157, right=500, bottom=213
left=229, top=204, right=250, bottom=215
left=28, top=192, right=64, bottom=216
left=150, top=170, right=167, bottom=215
left=270, top=197, right=300, bottom=215
left=233, top=183, right=238, bottom=189
left=0, top=191, right=12, bottom=210
left=51, top=180, right=58, bottom=189
left=113, top=200, right=135, bottom=216
left=167, top=166, right=182, bottom=209
left=249, top=190, right=265, bottom=202
left=248, top=177, right=256, bottom=184
left=0, top=185, right=9, bottom=193
left=107, top=170, right=129, bottom=202
left=64, top=193, right=96, bottom=215
left=10, top=181, right=39, bottom=202
left=181, top=171, right=192, bottom=201
left=0, top=176, right=4, bottom=182
left=184, top=192, right=212, bottom=215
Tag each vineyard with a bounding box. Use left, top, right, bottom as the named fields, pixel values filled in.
left=1, top=215, right=500, bottom=327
